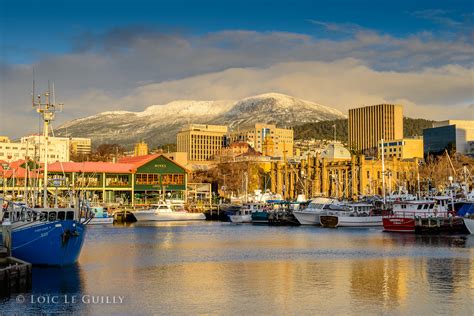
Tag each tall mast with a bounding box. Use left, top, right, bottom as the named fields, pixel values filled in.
left=381, top=138, right=386, bottom=205
left=33, top=83, right=62, bottom=208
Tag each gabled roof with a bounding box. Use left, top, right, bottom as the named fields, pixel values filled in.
left=119, top=154, right=190, bottom=173
left=48, top=161, right=137, bottom=173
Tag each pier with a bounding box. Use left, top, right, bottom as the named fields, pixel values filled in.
left=0, top=247, right=32, bottom=296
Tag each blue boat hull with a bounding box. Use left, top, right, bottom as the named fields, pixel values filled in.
left=8, top=220, right=86, bottom=266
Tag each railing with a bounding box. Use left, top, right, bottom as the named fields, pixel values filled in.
left=385, top=211, right=450, bottom=219
left=0, top=198, right=43, bottom=224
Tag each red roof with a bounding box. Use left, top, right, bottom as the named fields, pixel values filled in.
left=118, top=154, right=161, bottom=166
left=47, top=161, right=136, bottom=173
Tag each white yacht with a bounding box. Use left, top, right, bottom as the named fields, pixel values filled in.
left=132, top=202, right=206, bottom=221
left=293, top=197, right=341, bottom=225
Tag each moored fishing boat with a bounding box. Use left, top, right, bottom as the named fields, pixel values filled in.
left=321, top=202, right=386, bottom=228
left=383, top=200, right=445, bottom=233
left=229, top=204, right=261, bottom=223
left=0, top=86, right=87, bottom=266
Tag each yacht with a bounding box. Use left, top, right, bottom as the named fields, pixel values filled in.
left=132, top=202, right=206, bottom=221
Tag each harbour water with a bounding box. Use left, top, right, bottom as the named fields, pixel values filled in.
left=1, top=222, right=473, bottom=314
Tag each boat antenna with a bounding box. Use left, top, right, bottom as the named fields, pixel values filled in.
left=33, top=81, right=63, bottom=208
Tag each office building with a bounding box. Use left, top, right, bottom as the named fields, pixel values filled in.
left=70, top=137, right=92, bottom=156
left=423, top=120, right=474, bottom=157
left=176, top=124, right=228, bottom=162
left=348, top=104, right=403, bottom=156
left=378, top=138, right=423, bottom=159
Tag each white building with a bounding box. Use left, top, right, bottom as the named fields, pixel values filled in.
left=0, top=137, right=35, bottom=161
left=21, top=135, right=70, bottom=162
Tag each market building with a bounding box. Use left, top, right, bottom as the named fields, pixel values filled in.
left=0, top=154, right=189, bottom=207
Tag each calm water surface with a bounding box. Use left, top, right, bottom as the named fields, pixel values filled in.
left=1, top=222, right=473, bottom=315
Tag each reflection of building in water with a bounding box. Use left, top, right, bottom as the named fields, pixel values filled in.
left=350, top=259, right=408, bottom=306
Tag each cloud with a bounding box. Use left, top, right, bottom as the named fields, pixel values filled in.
left=0, top=27, right=473, bottom=137
left=306, top=19, right=365, bottom=34
left=411, top=9, right=463, bottom=27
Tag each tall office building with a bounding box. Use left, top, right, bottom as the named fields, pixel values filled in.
left=177, top=124, right=228, bottom=162
left=348, top=104, right=403, bottom=156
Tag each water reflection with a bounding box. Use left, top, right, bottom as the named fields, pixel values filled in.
left=32, top=265, right=82, bottom=294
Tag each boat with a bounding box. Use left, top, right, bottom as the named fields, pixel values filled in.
left=293, top=197, right=342, bottom=225
left=320, top=202, right=385, bottom=228
left=229, top=204, right=262, bottom=223
left=131, top=202, right=206, bottom=221
left=251, top=209, right=270, bottom=224
left=464, top=217, right=474, bottom=234
left=1, top=199, right=86, bottom=266
left=0, top=86, right=86, bottom=266
left=81, top=206, right=114, bottom=225
left=383, top=200, right=446, bottom=233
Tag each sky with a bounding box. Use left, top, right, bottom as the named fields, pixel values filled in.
left=0, top=0, right=473, bottom=138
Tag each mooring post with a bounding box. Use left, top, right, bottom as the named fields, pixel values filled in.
left=2, top=221, right=12, bottom=257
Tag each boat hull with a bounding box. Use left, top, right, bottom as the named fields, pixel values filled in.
left=132, top=211, right=206, bottom=221
left=293, top=211, right=320, bottom=225
left=229, top=214, right=252, bottom=223
left=251, top=211, right=269, bottom=224
left=383, top=217, right=415, bottom=233
left=464, top=218, right=474, bottom=234
left=337, top=216, right=383, bottom=227
left=81, top=217, right=114, bottom=225
left=9, top=220, right=85, bottom=266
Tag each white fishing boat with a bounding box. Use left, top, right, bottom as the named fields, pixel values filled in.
left=229, top=203, right=263, bottom=223
left=293, top=197, right=342, bottom=225
left=321, top=202, right=383, bottom=228
left=132, top=202, right=206, bottom=221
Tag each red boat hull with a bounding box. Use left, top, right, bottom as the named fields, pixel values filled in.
left=383, top=217, right=415, bottom=232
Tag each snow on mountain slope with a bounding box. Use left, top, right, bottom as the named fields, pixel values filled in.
left=56, top=93, right=345, bottom=147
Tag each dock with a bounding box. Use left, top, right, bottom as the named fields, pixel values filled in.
left=0, top=247, right=32, bottom=296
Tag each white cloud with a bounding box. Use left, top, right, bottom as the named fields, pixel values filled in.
left=0, top=28, right=472, bottom=137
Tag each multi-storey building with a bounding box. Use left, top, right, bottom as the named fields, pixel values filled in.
left=21, top=135, right=70, bottom=162
left=378, top=138, right=423, bottom=159
left=0, top=137, right=35, bottom=161
left=348, top=104, right=403, bottom=157
left=423, top=120, right=474, bottom=157
left=228, top=123, right=294, bottom=158
left=176, top=124, right=228, bottom=162
left=70, top=137, right=92, bottom=156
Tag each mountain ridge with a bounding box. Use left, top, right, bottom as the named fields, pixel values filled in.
left=56, top=93, right=346, bottom=148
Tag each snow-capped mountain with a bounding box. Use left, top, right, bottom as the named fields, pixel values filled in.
left=56, top=93, right=346, bottom=147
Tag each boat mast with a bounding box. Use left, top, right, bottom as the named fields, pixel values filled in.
left=381, top=138, right=386, bottom=205
left=33, top=83, right=62, bottom=208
